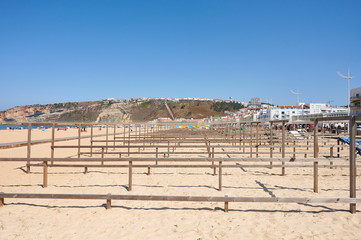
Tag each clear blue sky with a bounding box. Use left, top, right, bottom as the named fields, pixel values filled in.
left=1, top=0, right=360, bottom=110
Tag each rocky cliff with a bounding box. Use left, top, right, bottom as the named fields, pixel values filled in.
left=0, top=99, right=243, bottom=123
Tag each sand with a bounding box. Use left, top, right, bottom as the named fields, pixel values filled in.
left=0, top=129, right=361, bottom=239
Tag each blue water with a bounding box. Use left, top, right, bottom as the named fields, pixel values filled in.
left=0, top=124, right=54, bottom=130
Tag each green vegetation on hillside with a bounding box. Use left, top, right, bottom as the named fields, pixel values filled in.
left=140, top=101, right=151, bottom=108
left=211, top=102, right=244, bottom=112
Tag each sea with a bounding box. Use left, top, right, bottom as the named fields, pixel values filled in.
left=0, top=125, right=55, bottom=130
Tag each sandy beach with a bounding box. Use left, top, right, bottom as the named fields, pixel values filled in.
left=0, top=129, right=361, bottom=240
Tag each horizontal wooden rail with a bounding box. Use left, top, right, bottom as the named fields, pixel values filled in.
left=0, top=157, right=351, bottom=162
left=0, top=193, right=359, bottom=213
left=51, top=144, right=346, bottom=149
left=27, top=163, right=353, bottom=169
left=78, top=151, right=344, bottom=155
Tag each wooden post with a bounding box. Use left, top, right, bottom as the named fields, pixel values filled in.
left=113, top=124, right=116, bottom=150
left=256, top=123, right=259, bottom=158
left=314, top=119, right=319, bottom=193
left=243, top=124, right=245, bottom=153
left=167, top=140, right=170, bottom=158
left=330, top=147, right=334, bottom=169
left=250, top=123, right=253, bottom=158
left=293, top=140, right=296, bottom=158
left=219, top=161, right=222, bottom=191
left=147, top=165, right=151, bottom=175
left=337, top=139, right=340, bottom=158
left=78, top=125, right=81, bottom=158
left=106, top=194, right=111, bottom=209
left=26, top=123, right=32, bottom=173
left=90, top=124, right=94, bottom=157
left=256, top=123, right=259, bottom=145
left=349, top=116, right=357, bottom=213
left=270, top=122, right=273, bottom=169
left=106, top=124, right=109, bottom=153
left=0, top=196, right=4, bottom=207
left=43, top=161, right=48, bottom=188
left=128, top=161, right=133, bottom=191
left=224, top=195, right=229, bottom=212
left=156, top=147, right=159, bottom=162
left=123, top=124, right=126, bottom=146
left=101, top=147, right=104, bottom=165
left=128, top=124, right=131, bottom=146
left=212, top=147, right=216, bottom=175
left=51, top=123, right=55, bottom=164
left=282, top=121, right=285, bottom=175
left=128, top=140, right=130, bottom=156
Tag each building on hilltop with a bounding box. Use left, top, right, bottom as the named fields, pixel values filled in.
left=250, top=97, right=261, bottom=107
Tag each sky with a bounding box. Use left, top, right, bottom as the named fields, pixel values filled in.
left=0, top=0, right=360, bottom=110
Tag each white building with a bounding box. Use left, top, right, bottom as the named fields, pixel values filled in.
left=250, top=97, right=261, bottom=106
left=259, top=103, right=347, bottom=121
left=350, top=87, right=361, bottom=116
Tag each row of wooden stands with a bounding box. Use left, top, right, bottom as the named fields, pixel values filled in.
left=1, top=117, right=359, bottom=213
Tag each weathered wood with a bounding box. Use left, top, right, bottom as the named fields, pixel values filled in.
left=0, top=193, right=359, bottom=203
left=0, top=157, right=351, bottom=162
left=270, top=122, right=273, bottom=169
left=78, top=125, right=81, bottom=158
left=91, top=124, right=94, bottom=157
left=51, top=123, right=55, bottom=162
left=256, top=123, right=259, bottom=158
left=27, top=123, right=32, bottom=173
left=43, top=161, right=48, bottom=188
left=330, top=147, right=334, bottom=169
left=128, top=161, right=133, bottom=191
left=113, top=124, right=116, bottom=150
left=349, top=116, right=357, bottom=213
left=219, top=161, right=222, bottom=191
left=106, top=125, right=109, bottom=153
left=27, top=163, right=355, bottom=169
left=282, top=121, right=285, bottom=175
left=106, top=194, right=111, bottom=209
left=314, top=119, right=319, bottom=193
left=123, top=125, right=126, bottom=146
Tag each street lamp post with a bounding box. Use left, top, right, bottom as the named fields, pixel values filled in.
left=337, top=68, right=353, bottom=115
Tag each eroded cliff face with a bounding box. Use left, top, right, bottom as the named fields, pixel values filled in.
left=0, top=99, right=136, bottom=123
left=0, top=99, right=240, bottom=123
left=0, top=105, right=52, bottom=122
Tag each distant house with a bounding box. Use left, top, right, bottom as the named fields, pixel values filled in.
left=250, top=97, right=261, bottom=106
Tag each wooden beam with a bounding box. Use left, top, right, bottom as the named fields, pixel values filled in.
left=43, top=161, right=48, bottom=188
left=349, top=116, right=357, bottom=213
left=90, top=124, right=94, bottom=157
left=282, top=121, right=285, bottom=175
left=106, top=125, right=109, bottom=153
left=78, top=125, right=81, bottom=158
left=219, top=161, right=222, bottom=191
left=51, top=123, right=55, bottom=162
left=314, top=119, right=319, bottom=193
left=26, top=123, right=31, bottom=173
left=128, top=161, right=132, bottom=191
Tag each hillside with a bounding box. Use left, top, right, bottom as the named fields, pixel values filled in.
left=0, top=99, right=244, bottom=123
